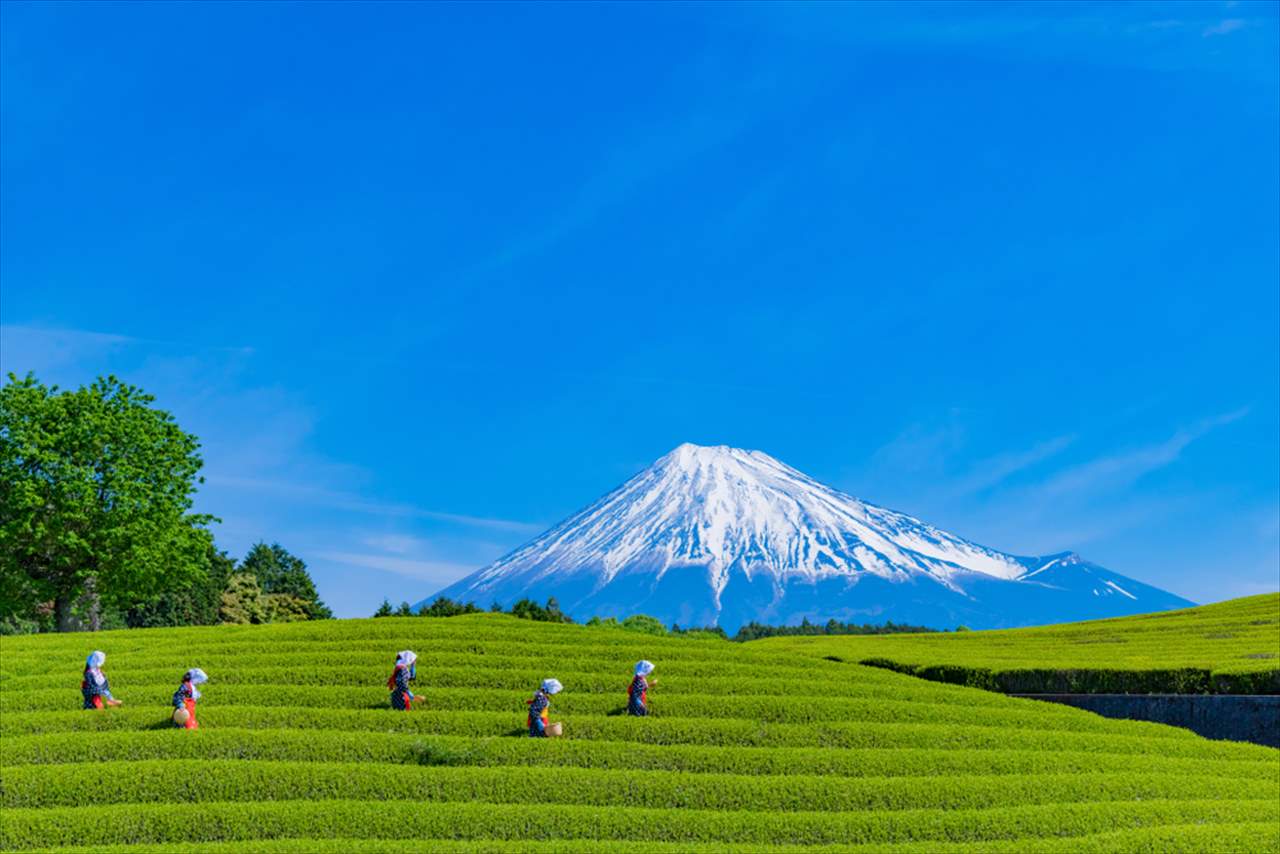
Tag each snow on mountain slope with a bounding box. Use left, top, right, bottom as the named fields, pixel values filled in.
left=428, top=444, right=1194, bottom=631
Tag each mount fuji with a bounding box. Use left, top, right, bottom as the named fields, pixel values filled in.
left=426, top=443, right=1194, bottom=631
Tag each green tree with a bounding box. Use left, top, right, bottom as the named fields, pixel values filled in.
left=621, top=614, right=668, bottom=636
left=263, top=593, right=312, bottom=622
left=417, top=596, right=481, bottom=617
left=0, top=373, right=214, bottom=631
left=509, top=597, right=574, bottom=624
left=373, top=599, right=393, bottom=618
left=125, top=545, right=235, bottom=628
left=219, top=572, right=266, bottom=624
left=239, top=542, right=331, bottom=619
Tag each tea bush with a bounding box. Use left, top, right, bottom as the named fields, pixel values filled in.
left=1, top=603, right=1276, bottom=852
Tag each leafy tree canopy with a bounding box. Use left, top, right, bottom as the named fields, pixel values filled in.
left=220, top=572, right=265, bottom=625
left=263, top=593, right=313, bottom=623
left=125, top=546, right=235, bottom=629
left=620, top=614, right=667, bottom=636
left=0, top=373, right=214, bottom=630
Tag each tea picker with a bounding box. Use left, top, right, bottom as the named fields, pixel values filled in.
left=172, top=668, right=208, bottom=729
left=628, top=660, right=655, bottom=716
left=527, top=678, right=563, bottom=737
left=388, top=650, right=426, bottom=710
left=81, top=651, right=122, bottom=709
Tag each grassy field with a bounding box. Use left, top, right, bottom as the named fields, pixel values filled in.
left=2, top=612, right=1278, bottom=852
left=756, top=594, right=1280, bottom=694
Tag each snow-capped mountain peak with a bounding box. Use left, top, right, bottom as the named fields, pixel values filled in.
left=429, top=444, right=1193, bottom=631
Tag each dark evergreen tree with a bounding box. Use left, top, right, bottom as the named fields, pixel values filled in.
left=239, top=542, right=332, bottom=619
left=417, top=596, right=482, bottom=617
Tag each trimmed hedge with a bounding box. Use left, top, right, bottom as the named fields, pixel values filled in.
left=769, top=594, right=1280, bottom=696
left=6, top=760, right=1274, bottom=812
left=2, top=683, right=1187, bottom=736
left=22, top=824, right=1280, bottom=854
left=858, top=660, right=1280, bottom=696
left=0, top=647, right=861, bottom=684
left=0, top=663, right=977, bottom=703
left=6, top=729, right=1275, bottom=780
left=5, top=706, right=1233, bottom=755
left=4, top=798, right=1277, bottom=850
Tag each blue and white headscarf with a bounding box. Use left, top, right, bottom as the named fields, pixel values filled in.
left=634, top=660, right=655, bottom=677
left=540, top=678, right=563, bottom=695
left=185, top=668, right=209, bottom=700
left=85, top=651, right=106, bottom=686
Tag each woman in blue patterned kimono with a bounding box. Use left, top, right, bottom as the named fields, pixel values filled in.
left=627, top=660, right=655, bottom=716
left=388, top=650, right=424, bottom=710
left=81, top=651, right=122, bottom=709
left=526, top=678, right=562, bottom=737
left=172, top=668, right=208, bottom=729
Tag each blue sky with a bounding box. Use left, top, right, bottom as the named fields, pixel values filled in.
left=2, top=1, right=1277, bottom=617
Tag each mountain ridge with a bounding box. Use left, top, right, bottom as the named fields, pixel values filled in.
left=427, top=443, right=1195, bottom=631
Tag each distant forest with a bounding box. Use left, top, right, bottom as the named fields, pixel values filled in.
left=388, top=595, right=943, bottom=641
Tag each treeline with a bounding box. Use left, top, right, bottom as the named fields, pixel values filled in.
left=5, top=538, right=330, bottom=636
left=732, top=617, right=940, bottom=641
left=374, top=596, right=572, bottom=624
left=391, top=597, right=939, bottom=641
left=0, top=373, right=328, bottom=634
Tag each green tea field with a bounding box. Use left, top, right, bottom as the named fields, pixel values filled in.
left=759, top=593, right=1280, bottom=694
left=2, top=612, right=1279, bottom=852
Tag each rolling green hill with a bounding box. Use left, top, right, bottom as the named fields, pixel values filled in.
left=2, top=612, right=1278, bottom=852
left=755, top=593, right=1280, bottom=694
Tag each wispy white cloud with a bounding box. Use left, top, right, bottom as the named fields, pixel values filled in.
left=203, top=475, right=541, bottom=533
left=1034, top=408, right=1249, bottom=500
left=1255, top=505, right=1280, bottom=542
left=361, top=533, right=430, bottom=556
left=847, top=408, right=1264, bottom=595
left=1203, top=18, right=1247, bottom=37
left=868, top=416, right=968, bottom=476
left=1135, top=20, right=1187, bottom=32
left=0, top=324, right=133, bottom=375
left=948, top=434, right=1077, bottom=497
left=745, top=4, right=1274, bottom=79
left=0, top=325, right=253, bottom=378
left=314, top=550, right=477, bottom=586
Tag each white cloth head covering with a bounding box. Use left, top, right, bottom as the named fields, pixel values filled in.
left=86, top=651, right=106, bottom=686
left=185, top=668, right=209, bottom=700
left=635, top=660, right=655, bottom=677
left=396, top=650, right=417, bottom=667
left=540, top=678, right=563, bottom=695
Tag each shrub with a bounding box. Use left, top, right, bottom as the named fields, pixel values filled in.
left=620, top=615, right=667, bottom=636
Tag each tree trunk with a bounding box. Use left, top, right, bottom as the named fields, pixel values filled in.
left=84, top=577, right=101, bottom=632
left=54, top=594, right=78, bottom=632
